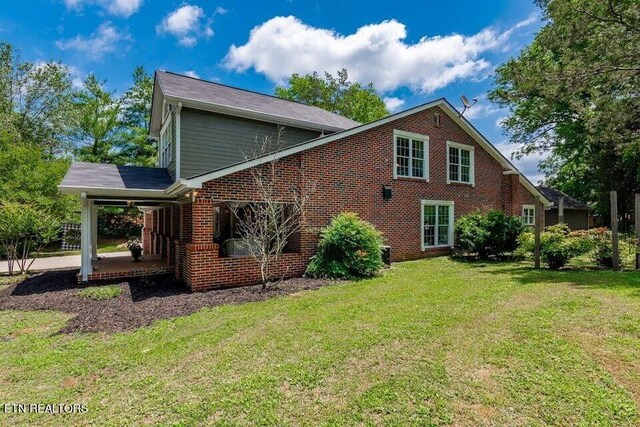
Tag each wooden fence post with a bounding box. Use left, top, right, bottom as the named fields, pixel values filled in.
left=611, top=191, right=619, bottom=271
left=534, top=195, right=542, bottom=269
left=558, top=196, right=565, bottom=224
left=635, top=193, right=640, bottom=270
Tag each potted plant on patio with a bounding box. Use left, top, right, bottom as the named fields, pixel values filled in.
left=127, top=237, right=143, bottom=262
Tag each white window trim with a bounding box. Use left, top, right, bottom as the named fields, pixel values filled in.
left=522, top=204, right=536, bottom=226
left=446, top=141, right=475, bottom=186
left=393, top=129, right=429, bottom=181
left=421, top=200, right=455, bottom=250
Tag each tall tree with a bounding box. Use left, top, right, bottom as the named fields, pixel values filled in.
left=0, top=42, right=75, bottom=155
left=275, top=69, right=389, bottom=123
left=114, top=66, right=156, bottom=166
left=73, top=74, right=121, bottom=163
left=489, top=0, right=640, bottom=225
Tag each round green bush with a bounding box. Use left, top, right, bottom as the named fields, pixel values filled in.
left=516, top=224, right=592, bottom=269
left=306, top=212, right=383, bottom=279
left=454, top=210, right=524, bottom=258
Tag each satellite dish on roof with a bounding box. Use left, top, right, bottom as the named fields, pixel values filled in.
left=459, top=95, right=478, bottom=117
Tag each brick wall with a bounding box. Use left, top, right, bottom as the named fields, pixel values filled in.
left=145, top=105, right=539, bottom=291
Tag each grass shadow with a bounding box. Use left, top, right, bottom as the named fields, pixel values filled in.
left=450, top=257, right=640, bottom=296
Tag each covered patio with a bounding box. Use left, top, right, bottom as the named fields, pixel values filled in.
left=58, top=162, right=180, bottom=282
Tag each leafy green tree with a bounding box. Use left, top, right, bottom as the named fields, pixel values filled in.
left=0, top=42, right=75, bottom=155
left=0, top=142, right=76, bottom=221
left=0, top=201, right=59, bottom=275
left=489, top=0, right=640, bottom=226
left=114, top=66, right=156, bottom=166
left=275, top=69, right=389, bottom=123
left=73, top=74, right=121, bottom=163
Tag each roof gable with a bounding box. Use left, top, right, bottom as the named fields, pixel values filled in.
left=149, top=71, right=360, bottom=137
left=180, top=98, right=551, bottom=206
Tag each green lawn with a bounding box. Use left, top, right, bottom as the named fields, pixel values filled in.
left=77, top=284, right=122, bottom=300
left=1, top=258, right=640, bottom=426
left=37, top=238, right=127, bottom=258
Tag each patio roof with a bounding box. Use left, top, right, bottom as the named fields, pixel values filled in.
left=58, top=162, right=176, bottom=199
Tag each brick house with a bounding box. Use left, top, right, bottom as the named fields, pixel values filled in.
left=59, top=71, right=550, bottom=290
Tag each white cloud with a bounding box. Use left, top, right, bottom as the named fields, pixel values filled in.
left=460, top=103, right=502, bottom=120
left=383, top=97, right=405, bottom=112
left=63, top=0, right=83, bottom=9
left=62, top=0, right=143, bottom=17
left=183, top=70, right=199, bottom=78
left=225, top=15, right=536, bottom=93
left=55, top=22, right=131, bottom=60
left=106, top=0, right=143, bottom=17
left=156, top=4, right=214, bottom=47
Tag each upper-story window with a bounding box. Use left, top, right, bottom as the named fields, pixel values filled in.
left=447, top=141, right=474, bottom=185
left=394, top=130, right=429, bottom=179
left=159, top=107, right=175, bottom=168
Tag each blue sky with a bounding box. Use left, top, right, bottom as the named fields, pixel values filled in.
left=1, top=0, right=545, bottom=181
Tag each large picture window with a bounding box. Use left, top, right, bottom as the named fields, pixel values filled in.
left=394, top=130, right=429, bottom=179
left=447, top=141, right=474, bottom=185
left=421, top=200, right=454, bottom=249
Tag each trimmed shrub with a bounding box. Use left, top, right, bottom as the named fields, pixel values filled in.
left=517, top=224, right=592, bottom=269
left=306, top=212, right=383, bottom=279
left=454, top=210, right=524, bottom=258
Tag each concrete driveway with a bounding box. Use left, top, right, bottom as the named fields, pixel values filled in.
left=0, top=251, right=130, bottom=274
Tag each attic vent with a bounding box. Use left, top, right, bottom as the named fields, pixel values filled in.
left=434, top=113, right=441, bottom=127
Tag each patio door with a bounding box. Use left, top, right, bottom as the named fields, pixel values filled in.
left=421, top=200, right=454, bottom=250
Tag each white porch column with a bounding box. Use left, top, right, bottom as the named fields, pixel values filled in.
left=80, top=193, right=92, bottom=282
left=90, top=202, right=98, bottom=261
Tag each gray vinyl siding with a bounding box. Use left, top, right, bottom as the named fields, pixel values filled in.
left=180, top=108, right=321, bottom=179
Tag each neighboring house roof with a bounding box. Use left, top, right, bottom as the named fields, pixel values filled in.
left=175, top=98, right=552, bottom=207
left=537, top=186, right=589, bottom=210
left=59, top=162, right=174, bottom=198
left=149, top=71, right=360, bottom=137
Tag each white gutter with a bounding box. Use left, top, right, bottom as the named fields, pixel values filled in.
left=58, top=185, right=174, bottom=199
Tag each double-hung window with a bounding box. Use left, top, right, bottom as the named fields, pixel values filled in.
left=421, top=200, right=454, bottom=249
left=522, top=205, right=535, bottom=226
left=394, top=130, right=429, bottom=179
left=447, top=141, right=474, bottom=185
left=159, top=108, right=175, bottom=168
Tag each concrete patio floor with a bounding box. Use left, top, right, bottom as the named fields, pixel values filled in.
left=0, top=251, right=130, bottom=274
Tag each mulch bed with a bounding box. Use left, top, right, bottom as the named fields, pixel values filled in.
left=0, top=270, right=334, bottom=334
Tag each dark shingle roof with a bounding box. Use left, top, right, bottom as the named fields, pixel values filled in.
left=537, top=186, right=589, bottom=210
left=60, top=162, right=173, bottom=191
left=156, top=71, right=360, bottom=131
